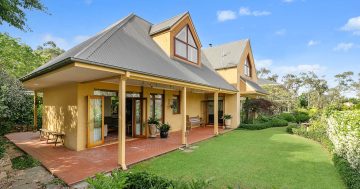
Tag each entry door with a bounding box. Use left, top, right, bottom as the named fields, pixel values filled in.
left=206, top=100, right=224, bottom=125
left=87, top=96, right=104, bottom=147
left=132, top=98, right=147, bottom=138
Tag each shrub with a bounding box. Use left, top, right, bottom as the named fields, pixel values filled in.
left=88, top=171, right=172, bottom=189
left=169, top=178, right=212, bottom=189
left=286, top=123, right=299, bottom=134
left=238, top=122, right=272, bottom=130
left=253, top=115, right=271, bottom=124
left=269, top=118, right=288, bottom=127
left=0, top=137, right=6, bottom=159
left=327, top=110, right=360, bottom=171
left=277, top=113, right=296, bottom=122
left=333, top=154, right=360, bottom=189
left=11, top=154, right=40, bottom=170
left=293, top=111, right=310, bottom=123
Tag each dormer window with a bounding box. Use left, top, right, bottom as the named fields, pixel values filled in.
left=174, top=25, right=198, bottom=64
left=244, top=57, right=251, bottom=77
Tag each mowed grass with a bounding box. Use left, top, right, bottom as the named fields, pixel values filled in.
left=131, top=127, right=345, bottom=189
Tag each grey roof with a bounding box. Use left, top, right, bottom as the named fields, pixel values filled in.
left=149, top=12, right=188, bottom=35
left=22, top=14, right=237, bottom=92
left=202, top=40, right=248, bottom=70
left=257, top=78, right=280, bottom=86
left=240, top=76, right=268, bottom=94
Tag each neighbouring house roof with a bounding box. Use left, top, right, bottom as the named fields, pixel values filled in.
left=257, top=78, right=281, bottom=86
left=149, top=12, right=188, bottom=35
left=202, top=40, right=248, bottom=70
left=240, top=76, right=268, bottom=95
left=21, top=13, right=237, bottom=92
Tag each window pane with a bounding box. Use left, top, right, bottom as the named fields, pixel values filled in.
left=187, top=28, right=196, bottom=47
left=175, top=40, right=187, bottom=58
left=175, top=27, right=187, bottom=41
left=172, top=96, right=180, bottom=114
left=94, top=90, right=117, bottom=96
left=188, top=46, right=198, bottom=63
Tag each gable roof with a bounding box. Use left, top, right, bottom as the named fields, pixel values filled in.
left=202, top=40, right=248, bottom=70
left=240, top=76, right=268, bottom=95
left=149, top=12, right=188, bottom=35
left=21, top=14, right=237, bottom=92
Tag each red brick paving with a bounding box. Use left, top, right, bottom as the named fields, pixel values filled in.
left=5, top=126, right=229, bottom=185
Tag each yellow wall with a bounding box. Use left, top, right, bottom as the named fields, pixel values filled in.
left=42, top=83, right=78, bottom=150
left=216, top=67, right=238, bottom=85
left=152, top=31, right=171, bottom=56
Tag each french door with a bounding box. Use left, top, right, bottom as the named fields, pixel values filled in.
left=132, top=98, right=147, bottom=138
left=87, top=96, right=104, bottom=147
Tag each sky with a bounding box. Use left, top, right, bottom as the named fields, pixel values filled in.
left=1, top=0, right=360, bottom=89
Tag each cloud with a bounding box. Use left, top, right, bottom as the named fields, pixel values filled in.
left=275, top=64, right=327, bottom=74
left=239, top=7, right=271, bottom=16
left=283, top=0, right=294, bottom=3
left=275, top=29, right=287, bottom=36
left=341, top=16, right=360, bottom=35
left=42, top=34, right=69, bottom=49
left=74, top=35, right=90, bottom=43
left=217, top=10, right=237, bottom=22
left=333, top=42, right=354, bottom=52
left=256, top=59, right=273, bottom=68
left=307, top=40, right=320, bottom=47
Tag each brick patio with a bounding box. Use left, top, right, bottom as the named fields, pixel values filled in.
left=5, top=126, right=229, bottom=185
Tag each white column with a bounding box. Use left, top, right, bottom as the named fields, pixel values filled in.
left=118, top=75, right=127, bottom=170
left=214, top=92, right=219, bottom=135
left=181, top=87, right=187, bottom=144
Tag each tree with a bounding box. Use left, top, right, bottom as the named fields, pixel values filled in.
left=352, top=73, right=360, bottom=98
left=0, top=0, right=47, bottom=31
left=282, top=74, right=302, bottom=96
left=262, top=84, right=294, bottom=113
left=267, top=74, right=279, bottom=82
left=35, top=41, right=65, bottom=62
left=335, top=71, right=354, bottom=93
left=0, top=33, right=43, bottom=78
left=257, top=67, right=271, bottom=78
left=300, top=72, right=328, bottom=108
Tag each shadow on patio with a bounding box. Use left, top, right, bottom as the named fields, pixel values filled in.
left=5, top=126, right=230, bottom=185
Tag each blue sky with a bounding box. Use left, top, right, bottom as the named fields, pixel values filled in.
left=1, top=0, right=360, bottom=87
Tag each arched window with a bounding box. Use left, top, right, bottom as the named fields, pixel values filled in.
left=174, top=25, right=198, bottom=64
left=244, top=57, right=251, bottom=77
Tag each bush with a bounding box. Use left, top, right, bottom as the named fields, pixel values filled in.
left=269, top=118, right=288, bottom=127
left=277, top=113, right=296, bottom=122
left=11, top=154, right=40, bottom=170
left=253, top=115, right=271, bottom=124
left=293, top=111, right=310, bottom=123
left=238, top=122, right=271, bottom=130
left=286, top=123, right=299, bottom=134
left=125, top=171, right=172, bottom=189
left=239, top=117, right=288, bottom=130
left=0, top=137, right=7, bottom=159
left=333, top=154, right=360, bottom=189
left=87, top=171, right=127, bottom=189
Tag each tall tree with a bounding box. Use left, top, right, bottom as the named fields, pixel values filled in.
left=334, top=71, right=354, bottom=96
left=300, top=72, right=328, bottom=108
left=0, top=0, right=47, bottom=31
left=353, top=73, right=360, bottom=98
left=35, top=41, right=65, bottom=62
left=256, top=67, right=271, bottom=78
left=282, top=74, right=302, bottom=96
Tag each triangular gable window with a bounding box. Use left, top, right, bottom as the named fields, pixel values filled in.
left=174, top=25, right=198, bottom=64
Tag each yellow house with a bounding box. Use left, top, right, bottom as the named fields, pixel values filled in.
left=21, top=12, right=266, bottom=170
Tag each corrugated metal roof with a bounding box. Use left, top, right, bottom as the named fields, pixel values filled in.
left=149, top=12, right=188, bottom=35
left=240, top=76, right=268, bottom=94
left=22, top=14, right=237, bottom=92
left=257, top=78, right=280, bottom=86
left=202, top=40, right=248, bottom=70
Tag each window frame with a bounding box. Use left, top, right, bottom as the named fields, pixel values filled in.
left=244, top=57, right=251, bottom=77
left=171, top=95, right=181, bottom=114
left=174, top=25, right=198, bottom=64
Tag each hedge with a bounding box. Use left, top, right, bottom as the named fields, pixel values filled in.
left=239, top=118, right=288, bottom=130
left=333, top=154, right=360, bottom=189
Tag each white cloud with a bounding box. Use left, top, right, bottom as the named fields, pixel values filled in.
left=217, top=10, right=237, bottom=22
left=307, top=40, right=320, bottom=47
left=256, top=59, right=273, bottom=68
left=42, top=34, right=69, bottom=49
left=341, top=16, right=360, bottom=35
left=283, top=0, right=294, bottom=3
left=239, top=7, right=271, bottom=16
left=333, top=42, right=354, bottom=52
left=275, top=64, right=327, bottom=74
left=275, top=29, right=287, bottom=36
left=74, top=35, right=90, bottom=43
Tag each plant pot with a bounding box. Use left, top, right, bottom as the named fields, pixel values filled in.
left=149, top=124, right=157, bottom=138
left=160, top=131, right=168, bottom=138
left=225, top=119, right=232, bottom=128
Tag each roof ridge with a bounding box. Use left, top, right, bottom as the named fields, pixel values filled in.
left=203, top=39, right=249, bottom=50
left=152, top=11, right=188, bottom=26
left=74, top=13, right=135, bottom=58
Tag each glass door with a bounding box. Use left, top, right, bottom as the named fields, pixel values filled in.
left=132, top=98, right=147, bottom=138
left=87, top=96, right=104, bottom=147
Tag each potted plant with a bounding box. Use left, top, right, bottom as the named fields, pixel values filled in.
left=147, top=117, right=159, bottom=138
left=158, top=123, right=171, bottom=138
left=222, top=114, right=232, bottom=129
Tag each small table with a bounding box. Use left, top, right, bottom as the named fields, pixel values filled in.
left=40, top=129, right=65, bottom=147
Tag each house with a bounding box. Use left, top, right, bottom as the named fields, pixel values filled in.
left=21, top=12, right=266, bottom=170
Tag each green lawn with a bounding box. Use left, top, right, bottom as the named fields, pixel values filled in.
left=131, top=127, right=345, bottom=189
